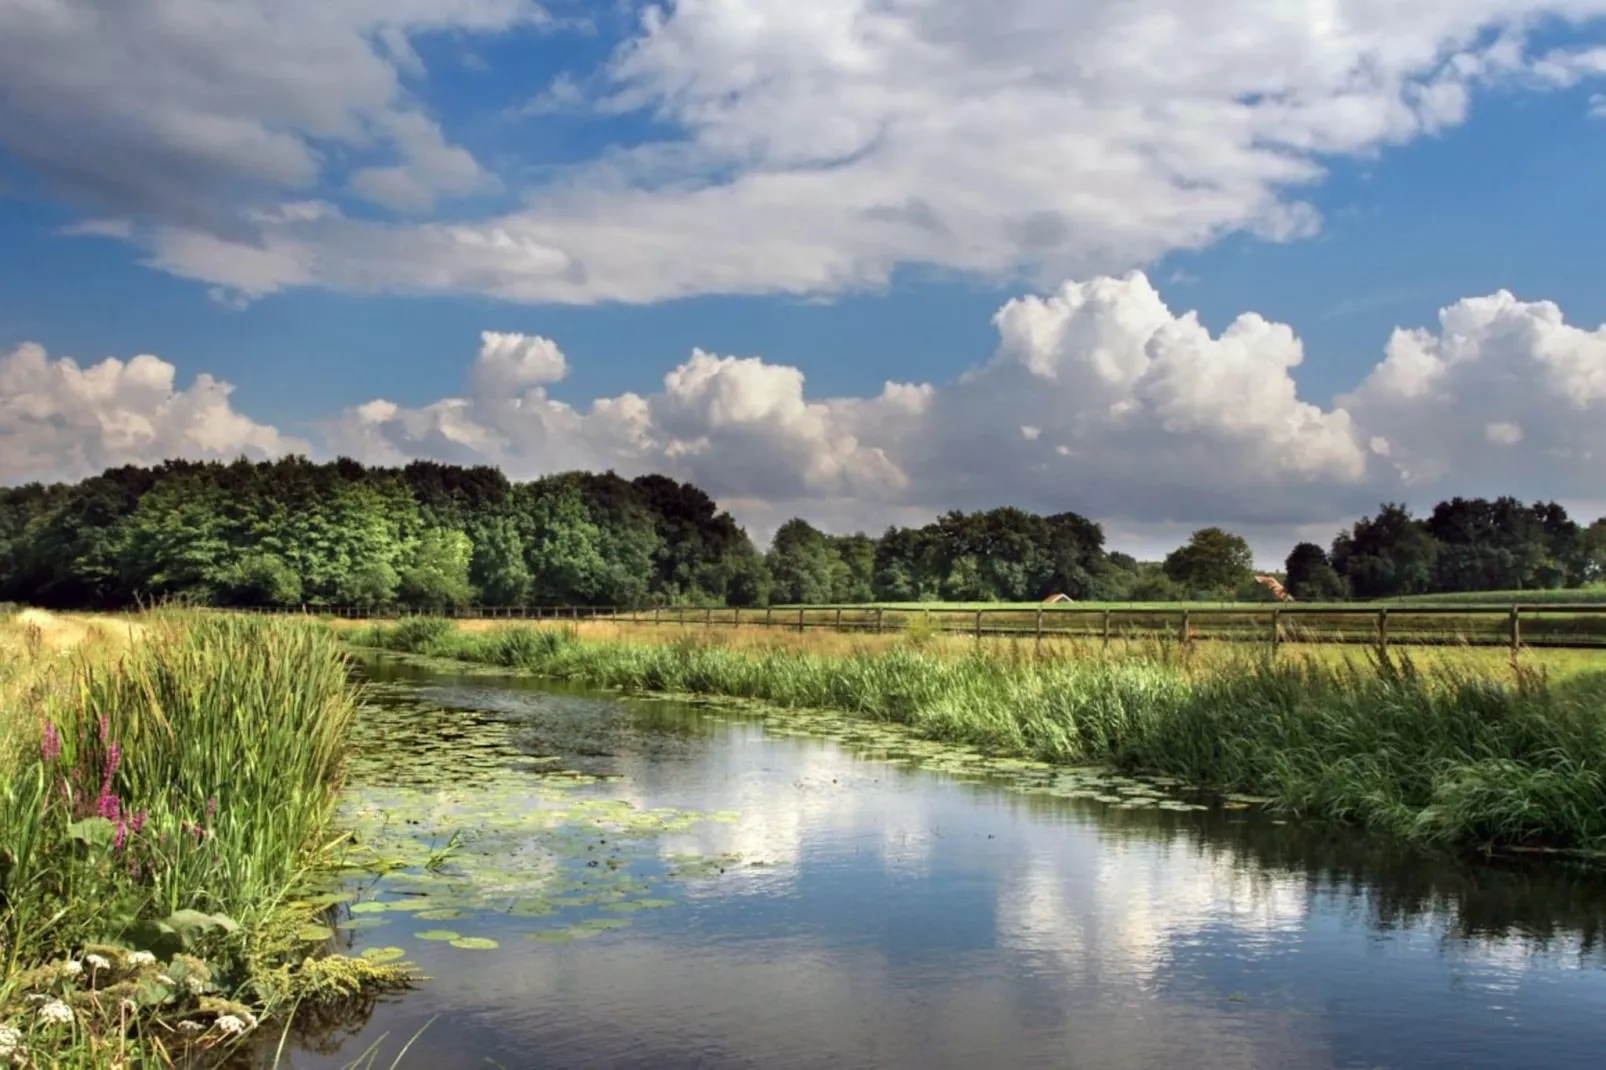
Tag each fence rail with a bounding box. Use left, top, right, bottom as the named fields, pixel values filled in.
left=224, top=602, right=1606, bottom=652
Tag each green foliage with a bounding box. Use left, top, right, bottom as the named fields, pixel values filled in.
left=2, top=459, right=1602, bottom=611
left=398, top=528, right=476, bottom=610
left=1284, top=542, right=1348, bottom=601
left=1162, top=527, right=1254, bottom=594
left=0, top=612, right=407, bottom=1058
left=767, top=519, right=838, bottom=605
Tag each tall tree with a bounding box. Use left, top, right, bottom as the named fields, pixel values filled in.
left=1331, top=504, right=1438, bottom=599
left=768, top=519, right=837, bottom=604
left=1162, top=527, right=1254, bottom=595
left=1284, top=542, right=1347, bottom=601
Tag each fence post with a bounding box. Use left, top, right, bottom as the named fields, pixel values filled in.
left=836, top=607, right=843, bottom=632
left=1510, top=605, right=1521, bottom=656
left=1271, top=608, right=1281, bottom=656
left=974, top=609, right=983, bottom=641
left=1377, top=608, right=1389, bottom=654
left=706, top=606, right=713, bottom=628
left=1035, top=606, right=1044, bottom=655
left=733, top=607, right=740, bottom=628
left=1180, top=610, right=1190, bottom=646
left=798, top=607, right=806, bottom=633
left=1103, top=609, right=1112, bottom=649
left=876, top=607, right=884, bottom=634
left=765, top=607, right=773, bottom=629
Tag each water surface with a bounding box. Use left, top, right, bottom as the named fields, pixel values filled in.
left=273, top=655, right=1606, bottom=1070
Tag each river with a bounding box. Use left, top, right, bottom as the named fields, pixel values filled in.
left=267, top=653, right=1606, bottom=1070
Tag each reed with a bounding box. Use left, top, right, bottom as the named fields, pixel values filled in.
left=0, top=610, right=407, bottom=1068
left=349, top=618, right=1606, bottom=855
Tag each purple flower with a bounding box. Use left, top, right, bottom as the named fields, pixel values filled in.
left=97, top=792, right=121, bottom=822
left=130, top=810, right=148, bottom=835
left=40, top=722, right=61, bottom=763
left=205, top=796, right=218, bottom=819
left=114, top=820, right=127, bottom=852
left=103, top=741, right=121, bottom=782
left=98, top=715, right=110, bottom=744
left=129, top=859, right=142, bottom=879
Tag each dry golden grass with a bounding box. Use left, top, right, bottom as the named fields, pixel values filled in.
left=0, top=609, right=146, bottom=776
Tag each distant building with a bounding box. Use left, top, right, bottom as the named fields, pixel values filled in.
left=1042, top=593, right=1075, bottom=604
left=1254, top=575, right=1294, bottom=602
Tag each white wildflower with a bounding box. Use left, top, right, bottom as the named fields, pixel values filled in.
left=37, top=999, right=74, bottom=1024
left=60, top=960, right=82, bottom=976
left=176, top=1021, right=205, bottom=1035
left=184, top=975, right=206, bottom=995
left=85, top=953, right=111, bottom=971
left=127, top=951, right=156, bottom=967
left=213, top=1014, right=248, bottom=1035
left=156, top=974, right=175, bottom=986
left=0, top=1026, right=21, bottom=1057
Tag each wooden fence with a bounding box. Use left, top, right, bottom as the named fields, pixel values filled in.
left=229, top=602, right=1606, bottom=652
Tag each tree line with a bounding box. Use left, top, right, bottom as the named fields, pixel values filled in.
left=0, top=458, right=1601, bottom=609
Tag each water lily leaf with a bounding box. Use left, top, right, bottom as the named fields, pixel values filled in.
left=415, top=908, right=464, bottom=921
left=360, top=947, right=408, bottom=964
left=448, top=937, right=499, bottom=950
left=414, top=929, right=461, bottom=941
left=335, top=917, right=390, bottom=931
left=600, top=898, right=674, bottom=913
left=295, top=924, right=335, bottom=942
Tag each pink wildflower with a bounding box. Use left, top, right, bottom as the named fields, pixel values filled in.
left=40, top=722, right=61, bottom=762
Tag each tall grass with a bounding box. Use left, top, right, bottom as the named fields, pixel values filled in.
left=0, top=611, right=405, bottom=1067
left=349, top=619, right=1606, bottom=854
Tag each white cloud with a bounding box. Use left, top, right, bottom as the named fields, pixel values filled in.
left=1339, top=288, right=1606, bottom=499
left=11, top=0, right=1606, bottom=303
left=0, top=343, right=307, bottom=485
left=0, top=0, right=542, bottom=239
left=5, top=276, right=1605, bottom=560
left=313, top=273, right=1606, bottom=557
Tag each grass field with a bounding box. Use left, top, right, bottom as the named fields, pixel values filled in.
left=345, top=615, right=1606, bottom=857
left=327, top=616, right=1606, bottom=680
left=585, top=600, right=1606, bottom=649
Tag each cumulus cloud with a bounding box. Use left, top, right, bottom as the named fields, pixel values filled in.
left=6, top=276, right=1605, bottom=558
left=0, top=343, right=307, bottom=485
left=315, top=274, right=1606, bottom=554
left=10, top=0, right=1606, bottom=303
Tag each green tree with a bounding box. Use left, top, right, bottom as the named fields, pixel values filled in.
left=1331, top=504, right=1438, bottom=598
left=829, top=534, right=876, bottom=603
left=768, top=519, right=837, bottom=604
left=470, top=515, right=533, bottom=605
left=1284, top=542, right=1347, bottom=601
left=1162, top=527, right=1254, bottom=595
left=399, top=528, right=476, bottom=609
left=1583, top=518, right=1606, bottom=585
left=220, top=552, right=303, bottom=606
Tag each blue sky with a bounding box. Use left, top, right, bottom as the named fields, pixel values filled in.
left=3, top=1, right=1606, bottom=560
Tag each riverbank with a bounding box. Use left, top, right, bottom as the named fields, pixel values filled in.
left=0, top=610, right=411, bottom=1068
left=346, top=616, right=1606, bottom=857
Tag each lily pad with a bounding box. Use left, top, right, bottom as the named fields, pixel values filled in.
left=359, top=947, right=408, bottom=965
left=448, top=937, right=499, bottom=950
left=413, top=929, right=461, bottom=941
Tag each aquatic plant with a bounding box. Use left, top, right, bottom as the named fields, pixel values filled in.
left=0, top=611, right=413, bottom=1065
left=350, top=618, right=1606, bottom=855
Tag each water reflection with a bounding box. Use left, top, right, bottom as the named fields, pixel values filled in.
left=271, top=655, right=1606, bottom=1069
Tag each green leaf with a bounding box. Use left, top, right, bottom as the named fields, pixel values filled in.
left=68, top=817, right=117, bottom=849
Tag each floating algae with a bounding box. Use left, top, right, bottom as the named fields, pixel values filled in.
left=329, top=678, right=765, bottom=962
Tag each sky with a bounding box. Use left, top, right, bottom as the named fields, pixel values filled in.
left=3, top=1, right=1606, bottom=565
